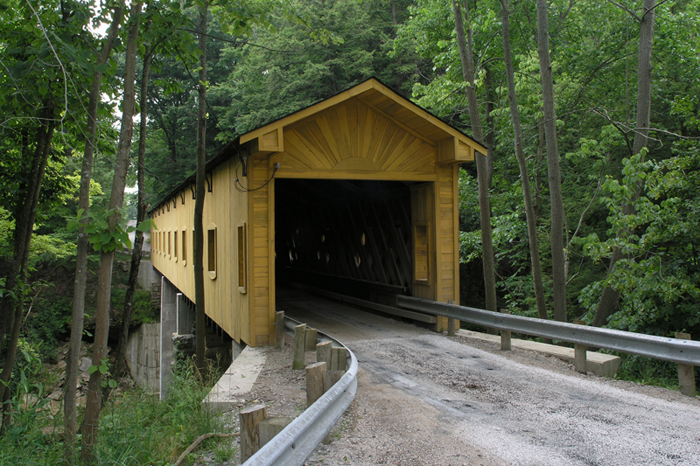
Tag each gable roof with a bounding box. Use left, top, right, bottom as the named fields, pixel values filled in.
left=239, top=77, right=487, bottom=153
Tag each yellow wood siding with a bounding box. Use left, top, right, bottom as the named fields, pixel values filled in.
left=150, top=158, right=250, bottom=344
left=249, top=159, right=272, bottom=346
left=272, top=98, right=436, bottom=180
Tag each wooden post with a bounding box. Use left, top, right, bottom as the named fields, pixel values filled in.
left=305, top=327, right=318, bottom=352
left=259, top=417, right=291, bottom=447
left=330, top=347, right=347, bottom=371
left=574, top=319, right=587, bottom=374
left=447, top=300, right=456, bottom=337
left=240, top=404, right=268, bottom=462
left=275, top=311, right=285, bottom=349
left=676, top=332, right=696, bottom=397
left=323, top=370, right=345, bottom=392
left=306, top=362, right=327, bottom=406
left=316, top=340, right=332, bottom=365
left=500, top=309, right=511, bottom=351
left=293, top=324, right=306, bottom=370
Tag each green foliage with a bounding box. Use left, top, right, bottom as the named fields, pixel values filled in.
left=0, top=344, right=62, bottom=466
left=0, top=359, right=231, bottom=465
left=111, top=288, right=157, bottom=326
left=403, top=0, right=700, bottom=332
left=95, top=360, right=231, bottom=465
left=577, top=148, right=700, bottom=336
left=23, top=295, right=72, bottom=358
left=67, top=208, right=154, bottom=253
left=210, top=0, right=416, bottom=139
left=613, top=353, right=680, bottom=389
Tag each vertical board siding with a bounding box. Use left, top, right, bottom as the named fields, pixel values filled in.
left=436, top=164, right=458, bottom=304
left=151, top=158, right=249, bottom=344
left=250, top=159, right=271, bottom=346
left=275, top=97, right=436, bottom=178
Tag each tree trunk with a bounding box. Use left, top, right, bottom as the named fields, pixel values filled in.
left=63, top=5, right=124, bottom=458
left=593, top=0, right=655, bottom=327
left=80, top=3, right=141, bottom=461
left=115, top=45, right=153, bottom=379
left=194, top=2, right=209, bottom=370
left=500, top=0, right=548, bottom=321
left=0, top=109, right=56, bottom=432
left=484, top=64, right=495, bottom=188
left=452, top=0, right=497, bottom=314
left=536, top=0, right=567, bottom=322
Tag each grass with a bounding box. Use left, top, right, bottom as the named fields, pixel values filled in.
left=0, top=359, right=236, bottom=466
left=612, top=352, right=683, bottom=389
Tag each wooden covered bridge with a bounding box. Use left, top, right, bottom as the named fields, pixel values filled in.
left=149, top=78, right=486, bottom=349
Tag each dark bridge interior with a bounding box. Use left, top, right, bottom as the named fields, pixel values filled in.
left=275, top=179, right=417, bottom=305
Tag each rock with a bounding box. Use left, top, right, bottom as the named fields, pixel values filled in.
left=48, top=389, right=63, bottom=401
left=49, top=400, right=61, bottom=415
left=79, top=357, right=92, bottom=373
left=22, top=394, right=39, bottom=409
left=41, top=425, right=59, bottom=435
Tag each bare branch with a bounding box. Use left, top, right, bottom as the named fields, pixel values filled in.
left=568, top=164, right=606, bottom=252
left=25, top=0, right=68, bottom=126
left=642, top=0, right=671, bottom=21
left=606, top=0, right=641, bottom=22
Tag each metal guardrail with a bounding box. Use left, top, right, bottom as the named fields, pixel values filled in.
left=242, top=317, right=358, bottom=466
left=397, top=295, right=700, bottom=366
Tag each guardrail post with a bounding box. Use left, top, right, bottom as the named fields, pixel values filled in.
left=305, top=327, right=318, bottom=351
left=447, top=300, right=456, bottom=337
left=293, top=324, right=307, bottom=370
left=676, top=332, right=696, bottom=397
left=500, top=309, right=511, bottom=351
left=259, top=417, right=291, bottom=447
left=240, top=404, right=268, bottom=462
left=574, top=319, right=587, bottom=374
left=306, top=362, right=327, bottom=406
left=316, top=340, right=332, bottom=365
left=275, top=311, right=285, bottom=349
left=331, top=347, right=347, bottom=371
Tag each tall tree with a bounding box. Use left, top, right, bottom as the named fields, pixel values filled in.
left=536, top=0, right=567, bottom=322
left=63, top=4, right=124, bottom=456
left=194, top=0, right=209, bottom=370
left=0, top=104, right=56, bottom=431
left=0, top=0, right=87, bottom=434
left=115, top=42, right=154, bottom=378
left=81, top=2, right=143, bottom=461
left=592, top=0, right=656, bottom=327
left=451, top=0, right=497, bottom=314
left=499, top=0, right=548, bottom=321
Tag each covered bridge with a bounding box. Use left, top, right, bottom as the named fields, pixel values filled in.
left=149, top=78, right=486, bottom=348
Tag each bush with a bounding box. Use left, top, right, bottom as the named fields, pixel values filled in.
left=0, top=345, right=62, bottom=466
left=96, top=360, right=233, bottom=465
left=111, top=288, right=158, bottom=328
left=24, top=295, right=72, bottom=359
left=0, top=359, right=233, bottom=465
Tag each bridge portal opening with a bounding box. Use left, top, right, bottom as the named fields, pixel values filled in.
left=275, top=179, right=420, bottom=306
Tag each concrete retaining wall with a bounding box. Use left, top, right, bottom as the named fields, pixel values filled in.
left=126, top=323, right=160, bottom=393
left=138, top=260, right=158, bottom=291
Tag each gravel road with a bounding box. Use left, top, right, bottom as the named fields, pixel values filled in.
left=279, top=289, right=700, bottom=466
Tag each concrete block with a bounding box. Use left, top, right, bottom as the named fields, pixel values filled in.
left=458, top=329, right=621, bottom=378
left=204, top=346, right=268, bottom=411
